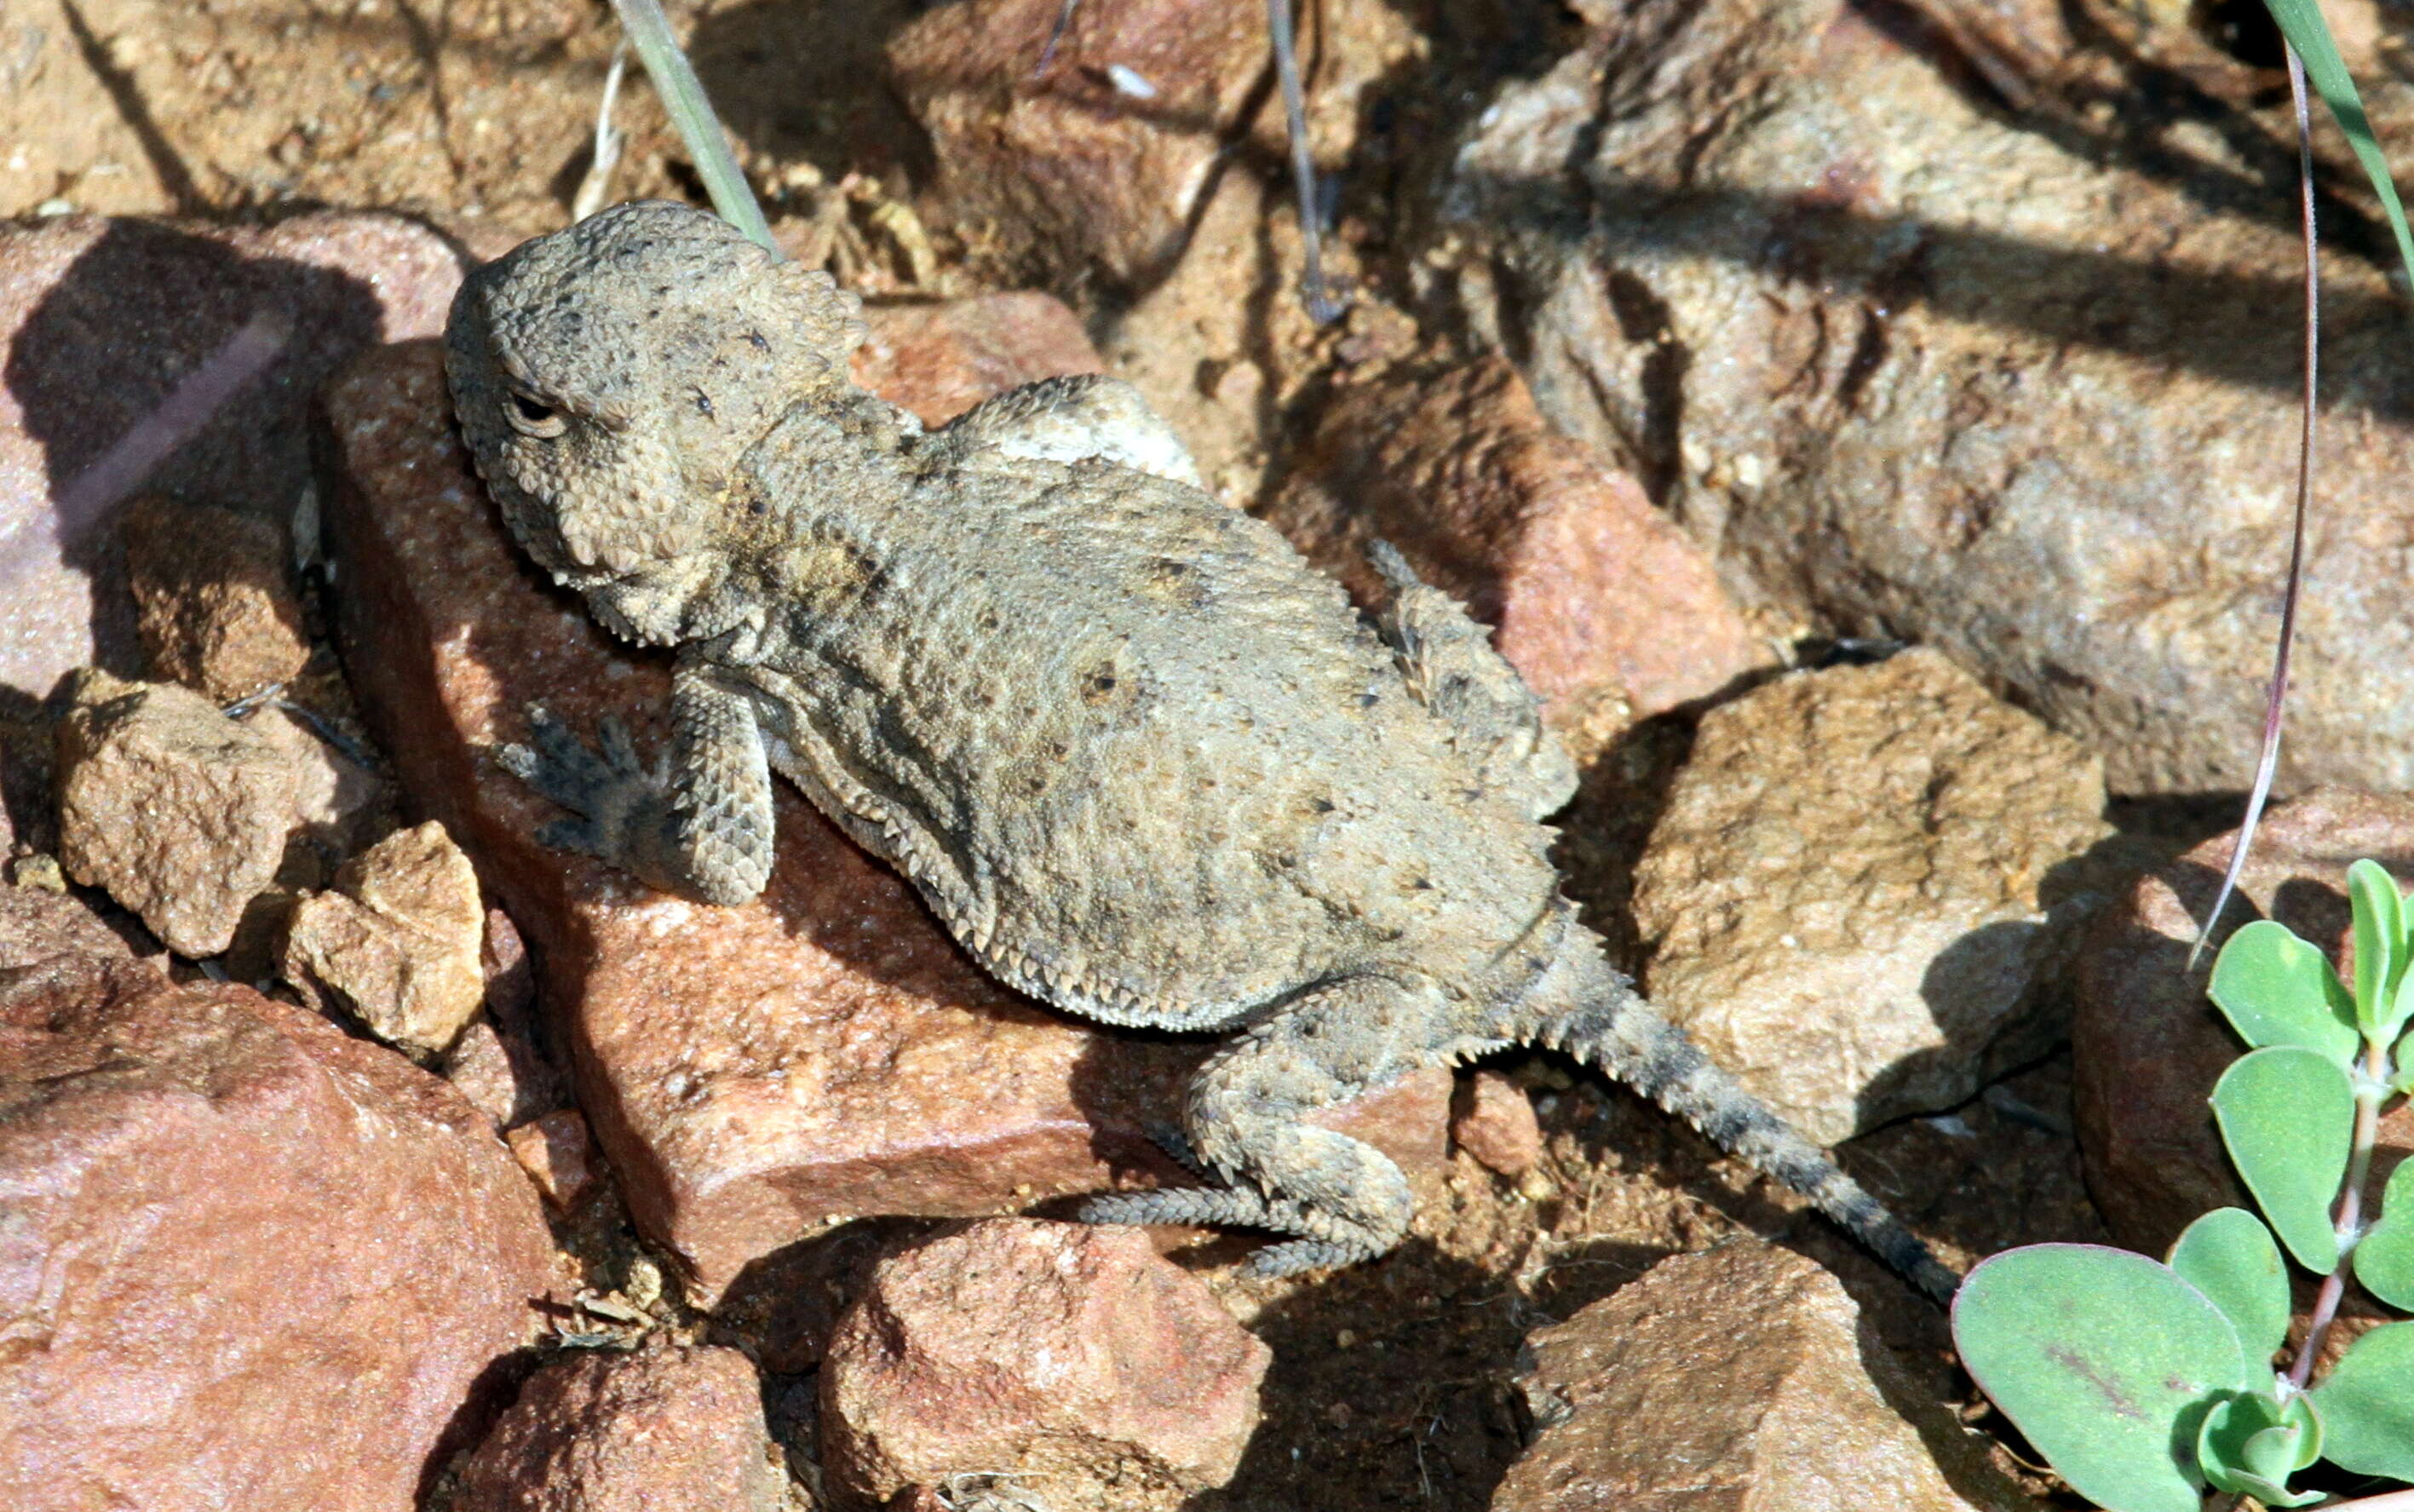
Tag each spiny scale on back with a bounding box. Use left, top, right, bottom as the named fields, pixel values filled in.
left=445, top=201, right=1957, bottom=1301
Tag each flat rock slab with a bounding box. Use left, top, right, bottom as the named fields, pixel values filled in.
left=2075, top=787, right=2414, bottom=1255
left=323, top=337, right=1448, bottom=1304
left=0, top=894, right=556, bottom=1512
left=0, top=211, right=467, bottom=701
left=1495, top=1242, right=2037, bottom=1511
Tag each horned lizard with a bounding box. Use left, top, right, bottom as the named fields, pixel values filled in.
left=444, top=201, right=1955, bottom=1299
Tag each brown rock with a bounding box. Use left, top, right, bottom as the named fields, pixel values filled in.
left=0, top=883, right=162, bottom=1019
left=887, top=0, right=1416, bottom=287
left=321, top=340, right=1450, bottom=1304
left=120, top=494, right=309, bottom=701
left=53, top=668, right=299, bottom=957
left=281, top=819, right=486, bottom=1058
left=2073, top=787, right=2414, bottom=1254
left=1452, top=1069, right=1543, bottom=1178
left=0, top=212, right=467, bottom=704
left=1494, top=1243, right=2037, bottom=1511
left=444, top=909, right=573, bottom=1130
left=456, top=1342, right=784, bottom=1512
left=821, top=1219, right=1270, bottom=1510
left=1266, top=356, right=1772, bottom=717
left=853, top=293, right=1104, bottom=428
left=1632, top=649, right=2113, bottom=1144
left=509, top=1108, right=602, bottom=1212
left=0, top=972, right=555, bottom=1510
left=1446, top=0, right=2414, bottom=794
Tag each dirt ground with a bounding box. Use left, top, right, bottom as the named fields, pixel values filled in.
left=0, top=0, right=2240, bottom=1506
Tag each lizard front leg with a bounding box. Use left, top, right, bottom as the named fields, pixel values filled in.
left=499, top=658, right=776, bottom=905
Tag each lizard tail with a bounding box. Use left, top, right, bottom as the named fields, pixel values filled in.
left=1509, top=933, right=1962, bottom=1304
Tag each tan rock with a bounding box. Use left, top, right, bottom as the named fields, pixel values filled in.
left=853, top=292, right=1103, bottom=428
left=2073, top=787, right=2414, bottom=1255
left=321, top=340, right=1451, bottom=1304
left=1446, top=0, right=2414, bottom=794
left=821, top=1219, right=1270, bottom=1510
left=120, top=494, right=309, bottom=702
left=1493, top=1243, right=2038, bottom=1511
left=1266, top=356, right=1772, bottom=717
left=53, top=668, right=300, bottom=956
left=0, top=212, right=467, bottom=704
left=456, top=1342, right=785, bottom=1512
left=280, top=819, right=486, bottom=1057
left=0, top=971, right=555, bottom=1511
left=1452, top=1069, right=1543, bottom=1178
left=887, top=0, right=1417, bottom=288
left=509, top=1108, right=602, bottom=1212
left=1632, top=649, right=2113, bottom=1144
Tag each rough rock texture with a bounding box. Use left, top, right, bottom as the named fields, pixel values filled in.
left=281, top=819, right=486, bottom=1058
left=852, top=293, right=1104, bottom=429
left=1445, top=0, right=2414, bottom=793
left=120, top=493, right=309, bottom=701
left=820, top=1219, right=1270, bottom=1510
left=323, top=339, right=1451, bottom=1303
left=0, top=883, right=162, bottom=1018
left=1494, top=1243, right=2036, bottom=1511
left=454, top=1342, right=783, bottom=1512
left=1452, top=1069, right=1543, bottom=1179
left=0, top=211, right=466, bottom=703
left=2075, top=788, right=2414, bottom=1254
left=1631, top=650, right=2112, bottom=1144
left=444, top=907, right=574, bottom=1131
left=0, top=962, right=555, bottom=1510
left=1266, top=356, right=1770, bottom=718
left=52, top=668, right=299, bottom=956
left=888, top=0, right=1417, bottom=288
left=509, top=1108, right=602, bottom=1212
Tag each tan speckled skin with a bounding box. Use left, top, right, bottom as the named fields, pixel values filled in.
left=445, top=202, right=1951, bottom=1292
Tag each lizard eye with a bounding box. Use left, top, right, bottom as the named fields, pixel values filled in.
left=505, top=390, right=567, bottom=439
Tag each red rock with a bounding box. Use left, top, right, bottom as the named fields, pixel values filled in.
left=120, top=494, right=309, bottom=702
left=53, top=668, right=299, bottom=957
left=0, top=884, right=162, bottom=1018
left=2073, top=788, right=2414, bottom=1255
left=1264, top=356, right=1771, bottom=717
left=886, top=0, right=1415, bottom=286
left=321, top=339, right=1450, bottom=1304
left=509, top=1108, right=602, bottom=1212
left=820, top=1220, right=1269, bottom=1509
left=1452, top=1069, right=1543, bottom=1178
left=281, top=819, right=486, bottom=1058
left=1494, top=1243, right=2038, bottom=1511
left=0, top=211, right=466, bottom=704
left=455, top=1342, right=784, bottom=1512
left=0, top=968, right=555, bottom=1511
left=852, top=293, right=1103, bottom=428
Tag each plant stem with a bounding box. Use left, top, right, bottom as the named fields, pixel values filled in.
left=605, top=0, right=778, bottom=255
left=2187, top=42, right=2319, bottom=969
left=2321, top=1491, right=2414, bottom=1510
left=2289, top=1038, right=2386, bottom=1390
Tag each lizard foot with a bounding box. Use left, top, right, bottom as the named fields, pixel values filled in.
left=496, top=704, right=665, bottom=859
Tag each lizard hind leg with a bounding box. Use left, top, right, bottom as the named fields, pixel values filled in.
left=1498, top=932, right=1962, bottom=1304
left=1080, top=975, right=1435, bottom=1278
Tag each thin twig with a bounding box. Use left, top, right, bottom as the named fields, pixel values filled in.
left=1267, top=0, right=1346, bottom=324
left=605, top=0, right=777, bottom=255
left=2188, top=44, right=2320, bottom=970
left=571, top=39, right=630, bottom=222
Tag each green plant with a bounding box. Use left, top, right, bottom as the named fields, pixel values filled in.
left=1953, top=861, right=2414, bottom=1510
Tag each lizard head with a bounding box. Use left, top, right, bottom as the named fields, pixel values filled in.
left=444, top=199, right=865, bottom=641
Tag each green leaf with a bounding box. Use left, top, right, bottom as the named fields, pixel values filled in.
left=2169, top=1209, right=2292, bottom=1364
left=2262, top=0, right=2414, bottom=295
left=2208, top=920, right=2359, bottom=1061
left=2308, top=1321, right=2414, bottom=1479
left=2349, top=859, right=2406, bottom=1038
left=2212, top=1046, right=2354, bottom=1273
left=2197, top=1391, right=2325, bottom=1506
left=1953, top=1245, right=2250, bottom=1512
left=2350, top=1159, right=2414, bottom=1310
